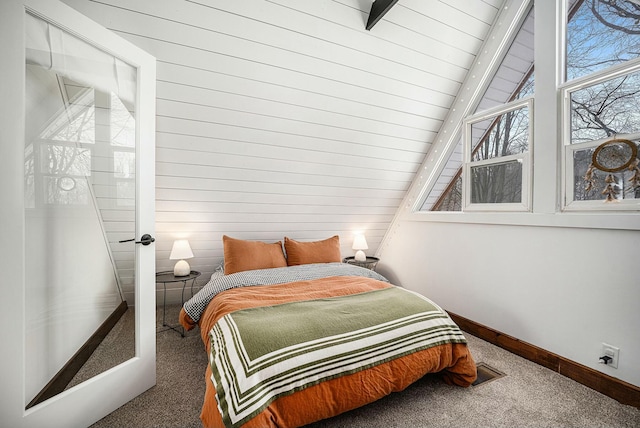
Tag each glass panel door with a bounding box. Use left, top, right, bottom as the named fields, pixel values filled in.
left=0, top=1, right=156, bottom=426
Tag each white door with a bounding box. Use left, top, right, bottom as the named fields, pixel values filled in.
left=0, top=0, right=156, bottom=426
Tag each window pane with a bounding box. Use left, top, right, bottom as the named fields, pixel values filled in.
left=110, top=92, right=135, bottom=148
left=472, top=106, right=529, bottom=162
left=475, top=7, right=534, bottom=113
left=40, top=144, right=91, bottom=176
left=573, top=143, right=640, bottom=202
left=43, top=176, right=88, bottom=205
left=114, top=151, right=135, bottom=178
left=567, top=0, right=640, bottom=81
left=421, top=137, right=463, bottom=211
left=471, top=161, right=523, bottom=204
left=432, top=176, right=462, bottom=211
left=570, top=69, right=640, bottom=144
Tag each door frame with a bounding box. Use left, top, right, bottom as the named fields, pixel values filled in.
left=0, top=1, right=156, bottom=426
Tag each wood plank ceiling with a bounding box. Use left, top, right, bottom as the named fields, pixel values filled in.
left=62, top=0, right=505, bottom=285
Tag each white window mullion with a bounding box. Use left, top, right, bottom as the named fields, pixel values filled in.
left=531, top=0, right=562, bottom=214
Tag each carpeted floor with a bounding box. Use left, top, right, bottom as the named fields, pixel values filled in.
left=88, top=304, right=640, bottom=428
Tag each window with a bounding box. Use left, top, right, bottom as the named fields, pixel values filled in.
left=110, top=92, right=136, bottom=207
left=411, top=1, right=639, bottom=229
left=26, top=81, right=96, bottom=207
left=463, top=98, right=532, bottom=211
left=562, top=0, right=640, bottom=210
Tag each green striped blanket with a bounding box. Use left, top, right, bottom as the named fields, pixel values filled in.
left=209, top=286, right=467, bottom=428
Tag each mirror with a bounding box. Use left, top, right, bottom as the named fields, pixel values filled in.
left=23, top=12, right=137, bottom=408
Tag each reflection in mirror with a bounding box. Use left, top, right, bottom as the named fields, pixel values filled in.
left=24, top=12, right=137, bottom=408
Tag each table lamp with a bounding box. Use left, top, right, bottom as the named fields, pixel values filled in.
left=170, top=239, right=194, bottom=276
left=352, top=234, right=368, bottom=262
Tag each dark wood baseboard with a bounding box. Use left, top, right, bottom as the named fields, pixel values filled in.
left=26, top=300, right=129, bottom=409
left=448, top=311, right=640, bottom=408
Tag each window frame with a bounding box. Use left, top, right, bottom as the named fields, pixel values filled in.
left=463, top=97, right=533, bottom=212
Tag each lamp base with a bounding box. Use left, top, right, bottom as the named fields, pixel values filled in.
left=173, top=259, right=190, bottom=276
left=354, top=250, right=366, bottom=262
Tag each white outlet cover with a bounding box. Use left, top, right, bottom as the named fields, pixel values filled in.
left=602, top=343, right=619, bottom=369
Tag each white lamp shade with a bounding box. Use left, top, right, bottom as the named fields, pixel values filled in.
left=170, top=239, right=194, bottom=260
left=352, top=235, right=368, bottom=251
left=170, top=240, right=194, bottom=276
left=353, top=234, right=368, bottom=262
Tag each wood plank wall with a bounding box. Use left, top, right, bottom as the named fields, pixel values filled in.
left=62, top=0, right=502, bottom=297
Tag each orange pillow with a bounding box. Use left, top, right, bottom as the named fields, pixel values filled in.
left=222, top=235, right=287, bottom=274
left=284, top=235, right=341, bottom=266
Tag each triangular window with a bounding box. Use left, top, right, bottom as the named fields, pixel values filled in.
left=421, top=8, right=534, bottom=211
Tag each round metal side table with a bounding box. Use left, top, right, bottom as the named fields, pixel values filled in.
left=155, top=270, right=201, bottom=337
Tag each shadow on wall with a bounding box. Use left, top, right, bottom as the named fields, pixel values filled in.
left=375, top=263, right=402, bottom=287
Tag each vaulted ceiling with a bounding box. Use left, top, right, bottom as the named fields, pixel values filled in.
left=62, top=0, right=506, bottom=279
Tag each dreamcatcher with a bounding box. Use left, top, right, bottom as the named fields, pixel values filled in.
left=583, top=138, right=640, bottom=202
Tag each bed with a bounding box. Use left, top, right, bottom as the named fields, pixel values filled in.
left=179, top=235, right=477, bottom=428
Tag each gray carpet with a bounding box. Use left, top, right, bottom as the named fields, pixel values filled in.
left=89, top=304, right=640, bottom=428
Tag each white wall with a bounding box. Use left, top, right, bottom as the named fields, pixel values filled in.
left=60, top=0, right=503, bottom=301
left=377, top=221, right=640, bottom=387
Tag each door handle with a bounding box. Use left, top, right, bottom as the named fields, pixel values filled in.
left=119, top=234, right=155, bottom=246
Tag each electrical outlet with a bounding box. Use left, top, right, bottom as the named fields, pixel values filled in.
left=601, top=343, right=619, bottom=369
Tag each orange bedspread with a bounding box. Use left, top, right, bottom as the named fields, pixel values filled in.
left=180, top=275, right=477, bottom=428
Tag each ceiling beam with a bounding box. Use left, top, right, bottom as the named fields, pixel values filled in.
left=365, top=0, right=400, bottom=30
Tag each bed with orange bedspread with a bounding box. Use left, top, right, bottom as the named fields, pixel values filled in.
left=180, top=263, right=476, bottom=428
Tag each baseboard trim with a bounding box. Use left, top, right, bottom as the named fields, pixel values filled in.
left=448, top=311, right=640, bottom=408
left=26, top=300, right=129, bottom=409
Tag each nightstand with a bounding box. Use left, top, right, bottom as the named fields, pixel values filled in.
left=156, top=270, right=201, bottom=337
left=343, top=256, right=380, bottom=271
